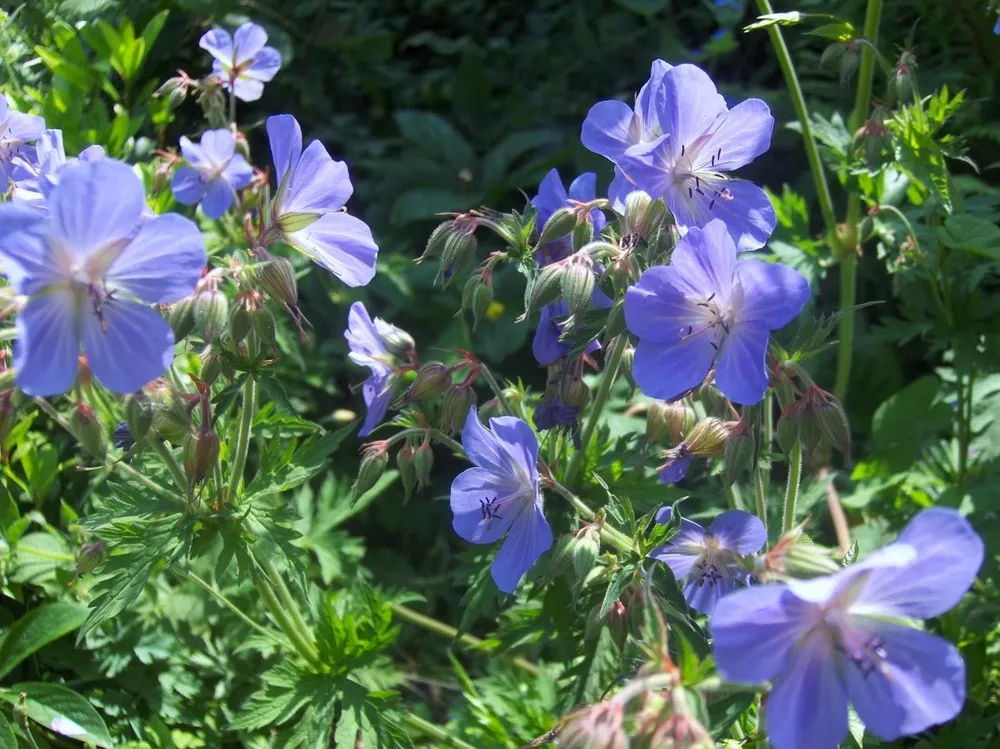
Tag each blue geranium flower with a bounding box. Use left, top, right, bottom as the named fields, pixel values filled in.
left=199, top=22, right=281, bottom=102
left=582, top=61, right=776, bottom=250
left=711, top=508, right=983, bottom=749
left=11, top=129, right=105, bottom=207
left=0, top=97, right=45, bottom=182
left=625, top=218, right=809, bottom=405
left=171, top=129, right=253, bottom=219
left=266, top=114, right=378, bottom=287
left=650, top=507, right=764, bottom=613
left=450, top=407, right=552, bottom=593
left=0, top=160, right=206, bottom=396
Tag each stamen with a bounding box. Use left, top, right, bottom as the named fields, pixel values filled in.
left=695, top=176, right=700, bottom=190
left=681, top=144, right=685, bottom=157
left=716, top=147, right=722, bottom=160
left=711, top=154, right=715, bottom=167
left=695, top=187, right=706, bottom=196
left=709, top=198, right=716, bottom=210
left=688, top=187, right=693, bottom=199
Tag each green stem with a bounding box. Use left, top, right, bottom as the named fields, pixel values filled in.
left=400, top=713, right=477, bottom=749
left=761, top=390, right=773, bottom=499
left=251, top=556, right=322, bottom=670
left=753, top=0, right=837, bottom=238
left=391, top=603, right=540, bottom=677
left=478, top=365, right=515, bottom=417
left=754, top=468, right=769, bottom=541
left=544, top=477, right=637, bottom=555
left=726, top=483, right=745, bottom=511
left=563, top=335, right=628, bottom=488
left=957, top=361, right=975, bottom=491
left=116, top=461, right=188, bottom=511
left=781, top=440, right=802, bottom=535
left=150, top=438, right=187, bottom=493
left=175, top=567, right=285, bottom=646
left=835, top=0, right=884, bottom=401
left=227, top=375, right=257, bottom=501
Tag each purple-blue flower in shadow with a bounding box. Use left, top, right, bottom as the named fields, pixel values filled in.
left=710, top=508, right=983, bottom=749
left=625, top=218, right=809, bottom=405
left=451, top=406, right=552, bottom=593
left=171, top=129, right=252, bottom=219
left=0, top=160, right=206, bottom=396
left=345, top=301, right=413, bottom=437
left=0, top=98, right=45, bottom=181
left=266, top=114, right=378, bottom=287
left=582, top=61, right=775, bottom=249
left=11, top=129, right=105, bottom=206
left=199, top=22, right=281, bottom=102
left=650, top=507, right=764, bottom=613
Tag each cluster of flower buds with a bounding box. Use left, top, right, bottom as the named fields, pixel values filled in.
left=644, top=400, right=696, bottom=447
left=154, top=70, right=197, bottom=114
left=820, top=39, right=862, bottom=85
left=536, top=196, right=608, bottom=252
left=460, top=264, right=494, bottom=331
left=776, top=384, right=851, bottom=463
left=419, top=212, right=480, bottom=288
left=396, top=438, right=434, bottom=500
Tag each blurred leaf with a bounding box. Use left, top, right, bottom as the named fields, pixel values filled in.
left=390, top=188, right=475, bottom=226
left=871, top=375, right=953, bottom=469
left=0, top=603, right=89, bottom=681
left=0, top=712, right=13, bottom=749
left=936, top=214, right=1000, bottom=259
left=0, top=683, right=112, bottom=748
left=394, top=110, right=475, bottom=170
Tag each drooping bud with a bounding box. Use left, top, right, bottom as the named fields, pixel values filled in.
left=461, top=272, right=494, bottom=331
left=441, top=386, right=477, bottom=433
left=758, top=526, right=841, bottom=580
left=396, top=442, right=417, bottom=500
left=648, top=710, right=714, bottom=749
left=561, top=374, right=591, bottom=409
left=401, top=362, right=452, bottom=404
left=646, top=400, right=695, bottom=446
left=183, top=384, right=219, bottom=488
left=435, top=230, right=477, bottom=288
left=200, top=349, right=222, bottom=386
left=892, top=50, right=917, bottom=103
left=571, top=218, right=593, bottom=251
left=523, top=263, right=565, bottom=318
left=167, top=295, right=196, bottom=341
left=419, top=221, right=453, bottom=263
left=75, top=541, right=106, bottom=576
left=123, top=392, right=153, bottom=443
left=853, top=106, right=891, bottom=171
left=537, top=206, right=577, bottom=246
left=255, top=255, right=299, bottom=311
left=622, top=190, right=668, bottom=242
left=412, top=440, right=434, bottom=492
left=839, top=40, right=861, bottom=85
left=561, top=253, right=595, bottom=322
left=229, top=300, right=252, bottom=345
left=251, top=304, right=279, bottom=352
left=621, top=345, right=636, bottom=390
left=194, top=287, right=229, bottom=343
left=353, top=441, right=389, bottom=500
left=154, top=75, right=189, bottom=112
left=71, top=404, right=107, bottom=461
left=776, top=407, right=800, bottom=457
left=607, top=251, right=640, bottom=290
left=606, top=599, right=629, bottom=653
left=816, top=391, right=851, bottom=461
left=723, top=425, right=755, bottom=487
left=572, top=526, right=601, bottom=581
left=797, top=401, right=823, bottom=454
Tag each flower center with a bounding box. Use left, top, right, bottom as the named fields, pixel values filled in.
left=670, top=138, right=736, bottom=214
left=677, top=284, right=742, bottom=344
left=823, top=609, right=890, bottom=679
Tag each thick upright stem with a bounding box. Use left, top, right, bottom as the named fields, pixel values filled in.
left=563, top=335, right=628, bottom=488
left=227, top=375, right=256, bottom=501
left=835, top=0, right=884, bottom=401
left=753, top=0, right=838, bottom=238
left=781, top=441, right=803, bottom=534
left=390, top=603, right=540, bottom=676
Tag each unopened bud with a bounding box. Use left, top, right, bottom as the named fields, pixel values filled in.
left=397, top=442, right=417, bottom=500
left=523, top=263, right=565, bottom=318
left=859, top=215, right=875, bottom=242
left=435, top=231, right=477, bottom=288
left=839, top=41, right=861, bottom=85
left=685, top=417, right=732, bottom=457
left=402, top=362, right=452, bottom=403
left=353, top=443, right=389, bottom=500
left=561, top=375, right=591, bottom=409
left=167, top=296, right=196, bottom=341
left=607, top=600, right=629, bottom=652
left=817, top=395, right=851, bottom=460
left=647, top=401, right=695, bottom=445
left=154, top=76, right=188, bottom=111
left=723, top=428, right=755, bottom=487
left=798, top=404, right=823, bottom=454
left=75, top=541, right=106, bottom=576
left=441, top=386, right=477, bottom=433
left=194, top=288, right=229, bottom=343
left=892, top=51, right=917, bottom=103
left=124, top=392, right=153, bottom=443
left=561, top=254, right=595, bottom=322
left=229, top=302, right=252, bottom=345
left=608, top=252, right=640, bottom=290
left=820, top=41, right=845, bottom=69
left=623, top=190, right=668, bottom=242
left=777, top=409, right=800, bottom=457
left=537, top=206, right=577, bottom=246
left=418, top=221, right=454, bottom=263
left=183, top=425, right=219, bottom=487
left=621, top=345, right=636, bottom=390
left=760, top=527, right=841, bottom=579
left=251, top=304, right=279, bottom=352
left=571, top=219, right=593, bottom=251
left=255, top=256, right=299, bottom=310
left=200, top=350, right=222, bottom=385
left=572, top=526, right=600, bottom=580
left=413, top=440, right=434, bottom=492
left=148, top=382, right=192, bottom=444
left=72, top=404, right=107, bottom=461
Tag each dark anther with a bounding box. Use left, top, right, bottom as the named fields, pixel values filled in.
left=479, top=496, right=502, bottom=520
left=695, top=176, right=700, bottom=189
left=695, top=187, right=706, bottom=196
left=709, top=199, right=716, bottom=210
left=681, top=144, right=685, bottom=156
left=688, top=187, right=693, bottom=199
left=716, top=147, right=722, bottom=160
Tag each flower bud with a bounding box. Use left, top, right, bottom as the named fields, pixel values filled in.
left=816, top=393, right=851, bottom=461
left=798, top=403, right=823, bottom=454
left=200, top=349, right=222, bottom=385
left=623, top=190, right=668, bottom=242
left=685, top=417, right=732, bottom=457
left=647, top=400, right=695, bottom=445
left=608, top=252, right=640, bottom=290
left=194, top=288, right=229, bottom=343
left=401, top=362, right=452, bottom=404
left=621, top=345, right=636, bottom=390
left=255, top=255, right=299, bottom=310
left=839, top=40, right=861, bottom=85
left=571, top=219, right=593, bottom=251
left=418, top=221, right=453, bottom=262
left=183, top=423, right=219, bottom=488
left=561, top=374, right=591, bottom=409
left=537, top=206, right=577, bottom=246
left=776, top=408, right=800, bottom=457
left=123, top=392, right=153, bottom=443
left=72, top=404, right=107, bottom=461
left=892, top=51, right=917, bottom=103
left=75, top=541, right=106, bottom=576
left=441, top=386, right=477, bottom=433
left=251, top=304, right=279, bottom=352
left=353, top=442, right=389, bottom=500
left=396, top=442, right=417, bottom=500
left=560, top=702, right=628, bottom=749
left=561, top=253, right=595, bottom=322
left=607, top=599, right=629, bottom=653
left=167, top=295, right=196, bottom=341
left=435, top=231, right=477, bottom=288
left=723, top=428, right=755, bottom=487
left=412, top=439, right=434, bottom=492
left=154, top=76, right=188, bottom=111
left=759, top=527, right=841, bottom=580
left=147, top=382, right=192, bottom=444
left=522, top=263, right=565, bottom=318
left=229, top=302, right=252, bottom=345
left=572, top=526, right=601, bottom=581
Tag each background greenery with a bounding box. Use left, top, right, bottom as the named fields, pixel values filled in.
left=1, top=0, right=999, bottom=746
